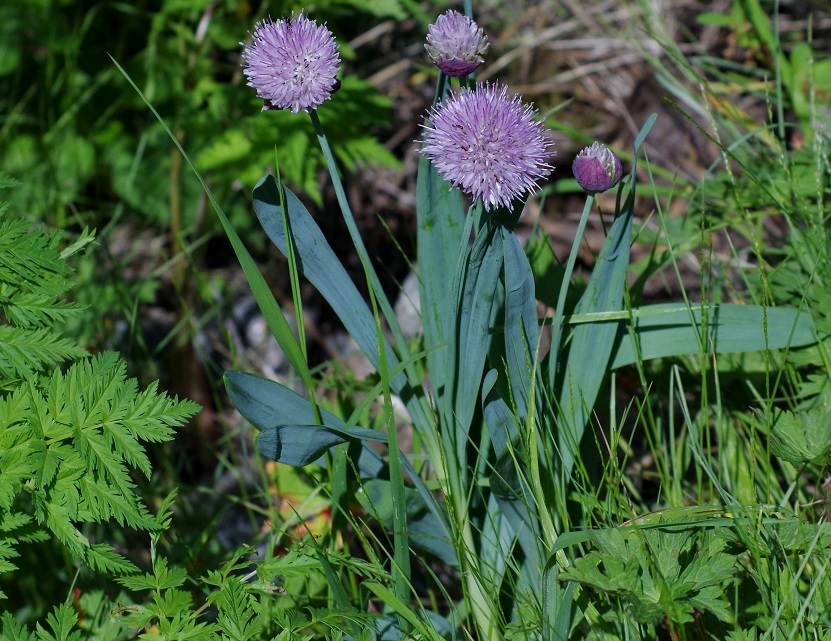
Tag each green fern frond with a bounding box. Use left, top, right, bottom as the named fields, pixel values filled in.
left=117, top=557, right=189, bottom=592
left=35, top=603, right=80, bottom=641
left=0, top=218, right=70, bottom=287
left=0, top=429, right=32, bottom=509
left=212, top=577, right=264, bottom=641
left=0, top=325, right=88, bottom=383
left=0, top=172, right=22, bottom=190
left=86, top=542, right=140, bottom=575
left=0, top=176, right=201, bottom=619
left=0, top=285, right=84, bottom=327
left=0, top=539, right=20, bottom=576
left=1, top=610, right=37, bottom=641
left=2, top=351, right=199, bottom=582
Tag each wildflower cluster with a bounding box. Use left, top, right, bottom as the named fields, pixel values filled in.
left=240, top=10, right=621, bottom=211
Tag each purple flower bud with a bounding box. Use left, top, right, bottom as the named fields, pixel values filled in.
left=572, top=142, right=623, bottom=193
left=420, top=83, right=554, bottom=211
left=241, top=13, right=341, bottom=114
left=425, top=10, right=489, bottom=77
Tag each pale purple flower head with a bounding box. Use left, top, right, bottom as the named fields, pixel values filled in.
left=420, top=83, right=554, bottom=211
left=241, top=13, right=341, bottom=114
left=425, top=10, right=489, bottom=77
left=572, top=142, right=623, bottom=193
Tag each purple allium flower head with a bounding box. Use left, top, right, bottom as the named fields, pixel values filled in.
left=420, top=83, right=554, bottom=211
left=241, top=13, right=341, bottom=114
left=425, top=10, right=489, bottom=77
left=572, top=142, right=623, bottom=193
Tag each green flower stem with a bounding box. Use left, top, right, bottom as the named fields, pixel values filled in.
left=308, top=109, right=441, bottom=463
left=548, top=195, right=594, bottom=389
left=308, top=110, right=395, bottom=329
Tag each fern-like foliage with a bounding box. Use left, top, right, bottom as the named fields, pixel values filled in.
left=0, top=185, right=88, bottom=387
left=2, top=352, right=200, bottom=576
left=0, top=174, right=201, bottom=601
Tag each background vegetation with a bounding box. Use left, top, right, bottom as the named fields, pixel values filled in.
left=2, top=0, right=831, bottom=639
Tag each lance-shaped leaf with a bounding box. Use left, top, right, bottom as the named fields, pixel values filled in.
left=557, top=206, right=633, bottom=478
left=415, top=155, right=465, bottom=409
left=501, top=227, right=539, bottom=420
left=450, top=224, right=504, bottom=467
left=256, top=424, right=384, bottom=467
left=226, top=370, right=383, bottom=478
left=251, top=176, right=433, bottom=443
left=226, top=370, right=456, bottom=562
left=610, top=303, right=816, bottom=368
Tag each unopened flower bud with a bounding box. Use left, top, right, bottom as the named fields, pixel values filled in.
left=572, top=142, right=623, bottom=193
left=425, top=10, right=489, bottom=77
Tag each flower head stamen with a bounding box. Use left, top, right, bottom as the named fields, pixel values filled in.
left=241, top=13, right=341, bottom=114
left=420, top=83, right=554, bottom=211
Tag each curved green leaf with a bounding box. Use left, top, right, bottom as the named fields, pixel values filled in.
left=452, top=225, right=504, bottom=461
left=251, top=176, right=434, bottom=447
left=557, top=207, right=633, bottom=476
left=415, top=155, right=465, bottom=408
left=611, top=303, right=816, bottom=368
left=501, top=228, right=539, bottom=419
left=225, top=370, right=384, bottom=478
left=256, top=424, right=385, bottom=467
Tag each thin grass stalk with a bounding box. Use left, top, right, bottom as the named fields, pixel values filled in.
left=308, top=109, right=442, bottom=467
left=369, top=273, right=411, bottom=631
left=308, top=110, right=405, bottom=351
left=274, top=165, right=311, bottom=368
left=546, top=195, right=594, bottom=392
left=111, top=57, right=319, bottom=398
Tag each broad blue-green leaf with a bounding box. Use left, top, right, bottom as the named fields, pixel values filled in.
left=256, top=424, right=384, bottom=467
left=225, top=370, right=383, bottom=478
left=226, top=371, right=340, bottom=430
left=501, top=228, right=539, bottom=419
left=253, top=177, right=387, bottom=375
left=415, top=155, right=465, bottom=411
left=251, top=177, right=432, bottom=442
left=482, top=371, right=544, bottom=590
left=611, top=303, right=816, bottom=368
left=555, top=115, right=655, bottom=479
left=557, top=206, right=633, bottom=477
left=226, top=371, right=454, bottom=551
left=482, top=369, right=515, bottom=460
left=452, top=225, right=504, bottom=463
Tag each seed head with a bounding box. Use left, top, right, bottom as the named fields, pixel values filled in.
left=420, top=83, right=554, bottom=211
left=572, top=142, right=623, bottom=193
left=425, top=10, right=489, bottom=77
left=241, top=13, right=341, bottom=113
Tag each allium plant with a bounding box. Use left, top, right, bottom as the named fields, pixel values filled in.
left=420, top=82, right=554, bottom=211
left=425, top=9, right=489, bottom=77
left=197, top=6, right=817, bottom=641
left=241, top=13, right=340, bottom=113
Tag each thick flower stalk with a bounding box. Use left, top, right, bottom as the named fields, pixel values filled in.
left=572, top=142, right=623, bottom=193
left=241, top=13, right=341, bottom=113
left=420, top=83, right=554, bottom=211
left=425, top=10, right=489, bottom=77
